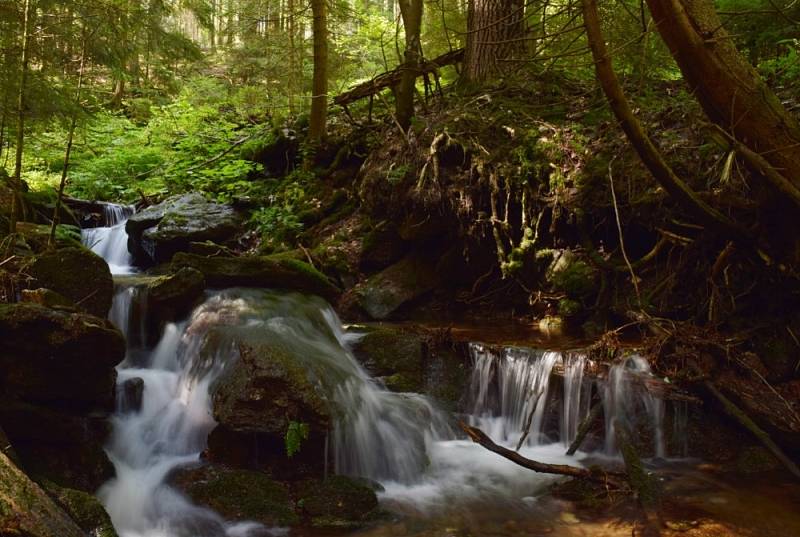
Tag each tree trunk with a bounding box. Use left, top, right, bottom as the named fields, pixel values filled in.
left=645, top=0, right=800, bottom=193
left=463, top=0, right=525, bottom=83
left=10, top=0, right=33, bottom=235
left=308, top=0, right=328, bottom=143
left=396, top=0, right=423, bottom=130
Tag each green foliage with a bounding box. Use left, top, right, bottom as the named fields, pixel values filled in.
left=285, top=420, right=310, bottom=458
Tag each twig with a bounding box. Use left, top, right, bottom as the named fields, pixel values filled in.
left=608, top=160, right=641, bottom=305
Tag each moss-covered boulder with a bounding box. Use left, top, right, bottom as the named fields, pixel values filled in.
left=20, top=288, right=77, bottom=311
left=42, top=482, right=118, bottom=537
left=27, top=247, right=114, bottom=318
left=0, top=451, right=85, bottom=537
left=0, top=303, right=123, bottom=408
left=354, top=254, right=440, bottom=320
left=351, top=326, right=425, bottom=392
left=295, top=476, right=379, bottom=530
left=126, top=193, right=243, bottom=264
left=173, top=465, right=298, bottom=526
left=172, top=252, right=340, bottom=302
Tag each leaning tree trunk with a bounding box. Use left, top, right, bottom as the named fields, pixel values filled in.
left=10, top=0, right=33, bottom=235
left=396, top=0, right=423, bottom=130
left=463, top=0, right=525, bottom=83
left=645, top=0, right=800, bottom=195
left=308, top=0, right=328, bottom=143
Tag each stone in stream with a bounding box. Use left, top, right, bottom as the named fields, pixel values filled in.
left=171, top=252, right=340, bottom=302
left=126, top=193, right=243, bottom=264
left=42, top=481, right=119, bottom=537
left=0, top=450, right=86, bottom=537
left=295, top=475, right=380, bottom=529
left=146, top=266, right=206, bottom=319
left=26, top=246, right=114, bottom=318
left=119, top=377, right=144, bottom=413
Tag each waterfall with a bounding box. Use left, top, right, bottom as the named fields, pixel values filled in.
left=82, top=203, right=135, bottom=275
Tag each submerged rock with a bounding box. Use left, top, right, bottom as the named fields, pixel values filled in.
left=26, top=246, right=114, bottom=318
left=354, top=253, right=440, bottom=319
left=0, top=451, right=85, bottom=537
left=173, top=465, right=299, bottom=526
left=126, top=193, right=242, bottom=264
left=172, top=252, right=340, bottom=301
left=295, top=475, right=380, bottom=530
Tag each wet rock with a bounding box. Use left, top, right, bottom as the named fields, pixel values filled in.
left=354, top=253, right=440, bottom=320
left=146, top=267, right=206, bottom=318
left=0, top=303, right=124, bottom=408
left=172, top=252, right=340, bottom=302
left=359, top=221, right=408, bottom=271
left=27, top=246, right=114, bottom=318
left=43, top=481, right=119, bottom=537
left=0, top=451, right=85, bottom=537
left=295, top=475, right=380, bottom=530
left=119, top=377, right=144, bottom=413
left=351, top=326, right=425, bottom=392
left=20, top=288, right=77, bottom=311
left=126, top=193, right=243, bottom=264
left=173, top=465, right=299, bottom=526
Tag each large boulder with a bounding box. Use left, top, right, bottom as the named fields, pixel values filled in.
left=353, top=253, right=440, bottom=320
left=146, top=267, right=206, bottom=321
left=26, top=247, right=114, bottom=318
left=173, top=465, right=298, bottom=527
left=172, top=252, right=340, bottom=302
left=42, top=481, right=119, bottom=537
left=0, top=451, right=85, bottom=537
left=126, top=193, right=243, bottom=264
left=0, top=303, right=123, bottom=408
left=358, top=221, right=408, bottom=271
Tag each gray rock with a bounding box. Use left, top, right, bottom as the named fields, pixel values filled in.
left=126, top=193, right=243, bottom=264
left=354, top=253, right=440, bottom=319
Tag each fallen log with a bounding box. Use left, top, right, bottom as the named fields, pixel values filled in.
left=333, top=48, right=464, bottom=107
left=459, top=421, right=625, bottom=487
left=566, top=402, right=603, bottom=456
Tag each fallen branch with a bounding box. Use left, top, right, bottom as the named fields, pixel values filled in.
left=460, top=421, right=625, bottom=487
left=566, top=402, right=603, bottom=456
left=333, top=48, right=464, bottom=107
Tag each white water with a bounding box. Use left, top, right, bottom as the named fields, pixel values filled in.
left=82, top=203, right=136, bottom=274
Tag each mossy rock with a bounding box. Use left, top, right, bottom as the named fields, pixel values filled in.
left=359, top=221, right=408, bottom=271
left=354, top=254, right=440, bottom=320
left=296, top=476, right=379, bottom=530
left=0, top=451, right=85, bottom=537
left=27, top=246, right=114, bottom=318
left=172, top=252, right=340, bottom=302
left=147, top=267, right=206, bottom=318
left=351, top=326, right=425, bottom=392
left=20, top=288, right=77, bottom=311
left=42, top=482, right=118, bottom=537
left=545, top=249, right=597, bottom=299
left=174, top=465, right=299, bottom=526
left=16, top=222, right=83, bottom=252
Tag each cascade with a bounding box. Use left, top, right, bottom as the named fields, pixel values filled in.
left=83, top=203, right=675, bottom=535
left=82, top=202, right=135, bottom=274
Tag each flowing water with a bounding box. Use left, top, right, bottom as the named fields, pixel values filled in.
left=82, top=202, right=136, bottom=274
left=81, top=203, right=798, bottom=537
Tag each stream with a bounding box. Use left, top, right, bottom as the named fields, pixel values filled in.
left=83, top=204, right=800, bottom=537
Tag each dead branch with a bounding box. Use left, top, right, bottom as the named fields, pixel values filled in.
left=333, top=49, right=464, bottom=107
left=460, top=421, right=625, bottom=487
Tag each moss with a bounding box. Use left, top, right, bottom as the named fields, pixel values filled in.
left=558, top=298, right=583, bottom=318
left=735, top=446, right=780, bottom=473
left=296, top=475, right=379, bottom=530
left=180, top=466, right=299, bottom=526
left=43, top=483, right=118, bottom=537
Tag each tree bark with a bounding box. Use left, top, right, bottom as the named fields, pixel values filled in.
left=463, top=0, right=525, bottom=83
left=396, top=0, right=423, bottom=130
left=645, top=0, right=800, bottom=195
left=309, top=0, right=329, bottom=143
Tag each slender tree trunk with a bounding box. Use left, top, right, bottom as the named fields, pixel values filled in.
left=288, top=0, right=296, bottom=114
left=10, top=0, right=34, bottom=235
left=49, top=32, right=87, bottom=247
left=309, top=0, right=328, bottom=143
left=463, top=0, right=525, bottom=83
left=645, top=0, right=800, bottom=192
left=396, top=0, right=423, bottom=130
